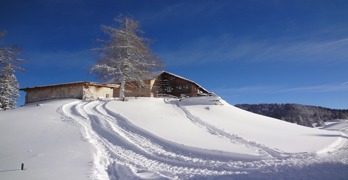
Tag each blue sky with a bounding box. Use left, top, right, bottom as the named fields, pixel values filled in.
left=1, top=0, right=348, bottom=108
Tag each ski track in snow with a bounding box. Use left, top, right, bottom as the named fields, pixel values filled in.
left=173, top=100, right=292, bottom=160
left=59, top=99, right=348, bottom=179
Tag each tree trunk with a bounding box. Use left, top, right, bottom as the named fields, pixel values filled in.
left=119, top=76, right=126, bottom=100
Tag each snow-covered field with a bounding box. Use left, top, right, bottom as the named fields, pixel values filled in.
left=1, top=96, right=348, bottom=179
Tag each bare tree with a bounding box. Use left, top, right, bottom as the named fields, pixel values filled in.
left=0, top=32, right=22, bottom=67
left=91, top=16, right=163, bottom=100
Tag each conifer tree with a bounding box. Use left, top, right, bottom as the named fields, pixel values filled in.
left=0, top=63, right=19, bottom=110
left=91, top=16, right=163, bottom=100
left=0, top=32, right=23, bottom=110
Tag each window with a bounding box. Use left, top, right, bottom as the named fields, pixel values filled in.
left=166, top=87, right=172, bottom=92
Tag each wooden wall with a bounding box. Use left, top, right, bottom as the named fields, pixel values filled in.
left=24, top=84, right=84, bottom=104
left=23, top=83, right=114, bottom=104
left=154, top=72, right=205, bottom=97
left=112, top=72, right=209, bottom=98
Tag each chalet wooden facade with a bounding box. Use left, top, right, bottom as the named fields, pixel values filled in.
left=114, top=71, right=210, bottom=98
left=155, top=71, right=209, bottom=97
left=20, top=82, right=117, bottom=104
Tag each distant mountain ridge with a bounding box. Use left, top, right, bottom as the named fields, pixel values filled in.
left=235, top=103, right=348, bottom=127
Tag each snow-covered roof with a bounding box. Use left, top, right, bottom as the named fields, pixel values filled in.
left=20, top=81, right=117, bottom=91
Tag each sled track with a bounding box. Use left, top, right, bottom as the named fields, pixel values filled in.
left=59, top=99, right=348, bottom=179
left=61, top=100, right=250, bottom=179
left=174, top=101, right=298, bottom=160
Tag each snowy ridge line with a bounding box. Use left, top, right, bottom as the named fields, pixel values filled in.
left=173, top=100, right=308, bottom=160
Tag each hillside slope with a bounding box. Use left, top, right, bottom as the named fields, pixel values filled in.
left=1, top=97, right=348, bottom=179
left=236, top=103, right=348, bottom=127
left=0, top=100, right=93, bottom=180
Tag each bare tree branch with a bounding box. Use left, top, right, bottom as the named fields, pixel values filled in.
left=90, top=15, right=164, bottom=99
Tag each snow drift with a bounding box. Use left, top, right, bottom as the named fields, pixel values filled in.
left=1, top=96, right=347, bottom=179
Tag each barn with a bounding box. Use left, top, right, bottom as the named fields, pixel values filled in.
left=20, top=82, right=117, bottom=104
left=114, top=71, right=210, bottom=98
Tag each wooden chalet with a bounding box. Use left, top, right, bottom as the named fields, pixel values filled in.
left=114, top=71, right=210, bottom=98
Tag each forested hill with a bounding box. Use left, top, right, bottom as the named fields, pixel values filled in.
left=235, top=103, right=348, bottom=127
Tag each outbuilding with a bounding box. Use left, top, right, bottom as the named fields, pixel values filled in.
left=20, top=82, right=117, bottom=104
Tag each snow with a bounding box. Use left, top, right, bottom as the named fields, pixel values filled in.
left=0, top=99, right=93, bottom=180
left=1, top=96, right=348, bottom=179
left=106, top=98, right=262, bottom=158
left=178, top=96, right=343, bottom=153
left=320, top=119, right=348, bottom=131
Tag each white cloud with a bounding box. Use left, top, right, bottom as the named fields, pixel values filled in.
left=277, top=84, right=348, bottom=93
left=214, top=83, right=348, bottom=96
left=159, top=34, right=348, bottom=66
left=213, top=86, right=276, bottom=94
left=140, top=1, right=222, bottom=25
left=319, top=38, right=348, bottom=47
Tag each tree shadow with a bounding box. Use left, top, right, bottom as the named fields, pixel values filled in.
left=0, top=168, right=21, bottom=173
left=313, top=134, right=348, bottom=139
left=192, top=162, right=348, bottom=180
